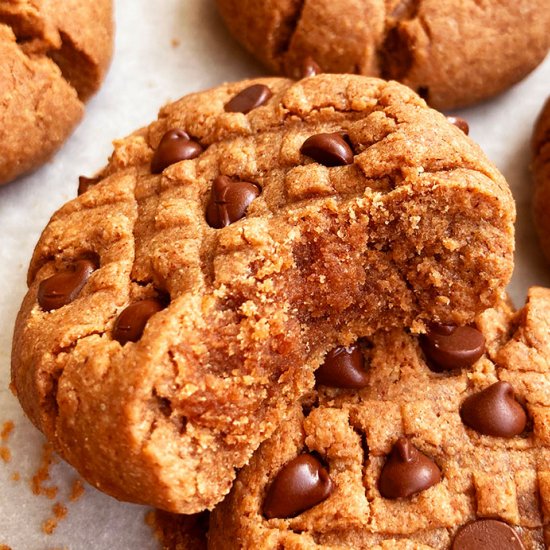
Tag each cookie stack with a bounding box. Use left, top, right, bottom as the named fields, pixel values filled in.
left=7, top=3, right=550, bottom=549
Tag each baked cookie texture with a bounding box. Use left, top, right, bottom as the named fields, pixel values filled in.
left=148, top=511, right=208, bottom=550
left=209, top=287, right=550, bottom=550
left=533, top=98, right=550, bottom=263
left=12, top=75, right=515, bottom=513
left=0, top=0, right=113, bottom=185
left=215, top=0, right=550, bottom=110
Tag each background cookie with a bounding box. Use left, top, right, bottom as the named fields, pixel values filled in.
left=0, top=0, right=113, bottom=185
left=210, top=287, right=550, bottom=549
left=533, top=98, right=550, bottom=264
left=11, top=74, right=514, bottom=514
left=215, top=0, right=550, bottom=110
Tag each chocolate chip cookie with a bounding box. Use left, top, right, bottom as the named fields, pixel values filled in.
left=209, top=287, right=550, bottom=549
left=12, top=75, right=514, bottom=513
left=533, top=98, right=550, bottom=263
left=0, top=0, right=113, bottom=185
left=215, top=0, right=550, bottom=110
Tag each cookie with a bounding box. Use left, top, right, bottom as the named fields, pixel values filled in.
left=215, top=0, right=550, bottom=110
left=0, top=0, right=113, bottom=185
left=11, top=75, right=515, bottom=513
left=533, top=98, right=550, bottom=263
left=209, top=287, right=550, bottom=550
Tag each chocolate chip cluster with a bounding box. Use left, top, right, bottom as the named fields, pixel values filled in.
left=258, top=324, right=529, bottom=550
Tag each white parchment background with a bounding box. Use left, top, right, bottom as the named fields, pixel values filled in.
left=0, top=0, right=549, bottom=548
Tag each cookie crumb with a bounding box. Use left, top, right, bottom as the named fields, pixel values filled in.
left=10, top=472, right=20, bottom=482
left=0, top=448, right=10, bottom=463
left=1, top=421, right=14, bottom=441
left=0, top=544, right=13, bottom=550
left=171, top=38, right=180, bottom=48
left=42, top=503, right=68, bottom=535
left=0, top=421, right=14, bottom=463
left=70, top=478, right=85, bottom=501
left=31, top=443, right=59, bottom=499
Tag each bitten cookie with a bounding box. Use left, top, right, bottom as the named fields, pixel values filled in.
left=12, top=75, right=514, bottom=513
left=0, top=0, right=113, bottom=185
left=533, top=98, right=550, bottom=263
left=215, top=0, right=550, bottom=110
left=210, top=287, right=550, bottom=550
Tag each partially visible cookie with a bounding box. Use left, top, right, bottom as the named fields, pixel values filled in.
left=12, top=75, right=514, bottom=514
left=210, top=287, right=550, bottom=549
left=215, top=0, right=550, bottom=110
left=533, top=98, right=550, bottom=263
left=0, top=0, right=113, bottom=185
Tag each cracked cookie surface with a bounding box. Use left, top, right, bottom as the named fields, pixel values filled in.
left=12, top=75, right=514, bottom=513
left=209, top=287, right=550, bottom=550
left=215, top=0, right=550, bottom=110
left=0, top=0, right=113, bottom=185
left=533, top=98, right=550, bottom=264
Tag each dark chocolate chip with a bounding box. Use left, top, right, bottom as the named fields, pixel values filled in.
left=301, top=56, right=322, bottom=78
left=378, top=438, right=441, bottom=499
left=224, top=84, right=272, bottom=114
left=300, top=132, right=354, bottom=167
left=447, top=116, right=470, bottom=135
left=420, top=325, right=485, bottom=372
left=315, top=344, right=368, bottom=388
left=151, top=129, right=203, bottom=174
left=206, top=175, right=260, bottom=229
left=112, top=298, right=165, bottom=345
left=452, top=519, right=525, bottom=550
left=263, top=454, right=334, bottom=519
left=78, top=175, right=101, bottom=196
left=37, top=259, right=96, bottom=312
left=460, top=381, right=527, bottom=438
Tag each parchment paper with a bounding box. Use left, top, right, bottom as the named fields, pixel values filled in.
left=0, top=1, right=548, bottom=547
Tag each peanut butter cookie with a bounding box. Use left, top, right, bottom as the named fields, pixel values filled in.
left=210, top=287, right=550, bottom=550
left=215, top=0, right=550, bottom=110
left=533, top=98, right=550, bottom=263
left=0, top=0, right=113, bottom=185
left=12, top=75, right=514, bottom=513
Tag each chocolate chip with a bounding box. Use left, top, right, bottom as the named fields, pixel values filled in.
left=224, top=84, right=273, bottom=114
left=447, top=116, right=470, bottom=135
left=452, top=519, right=525, bottom=550
left=315, top=344, right=368, bottom=388
left=378, top=438, right=441, bottom=499
left=112, top=298, right=165, bottom=345
left=420, top=325, right=485, bottom=372
left=301, top=56, right=322, bottom=78
left=151, top=129, right=203, bottom=174
left=206, top=175, right=260, bottom=229
left=460, top=381, right=527, bottom=438
left=37, top=259, right=96, bottom=312
left=300, top=132, right=354, bottom=167
left=78, top=175, right=101, bottom=196
left=263, top=454, right=334, bottom=519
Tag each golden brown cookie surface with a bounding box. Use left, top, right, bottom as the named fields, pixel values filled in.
left=215, top=0, right=550, bottom=110
left=11, top=75, right=514, bottom=514
left=0, top=0, right=113, bottom=185
left=533, top=98, right=550, bottom=264
left=209, top=287, right=550, bottom=550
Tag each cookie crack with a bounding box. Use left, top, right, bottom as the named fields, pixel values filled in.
left=272, top=0, right=305, bottom=65
left=1, top=6, right=104, bottom=102
left=377, top=0, right=425, bottom=86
